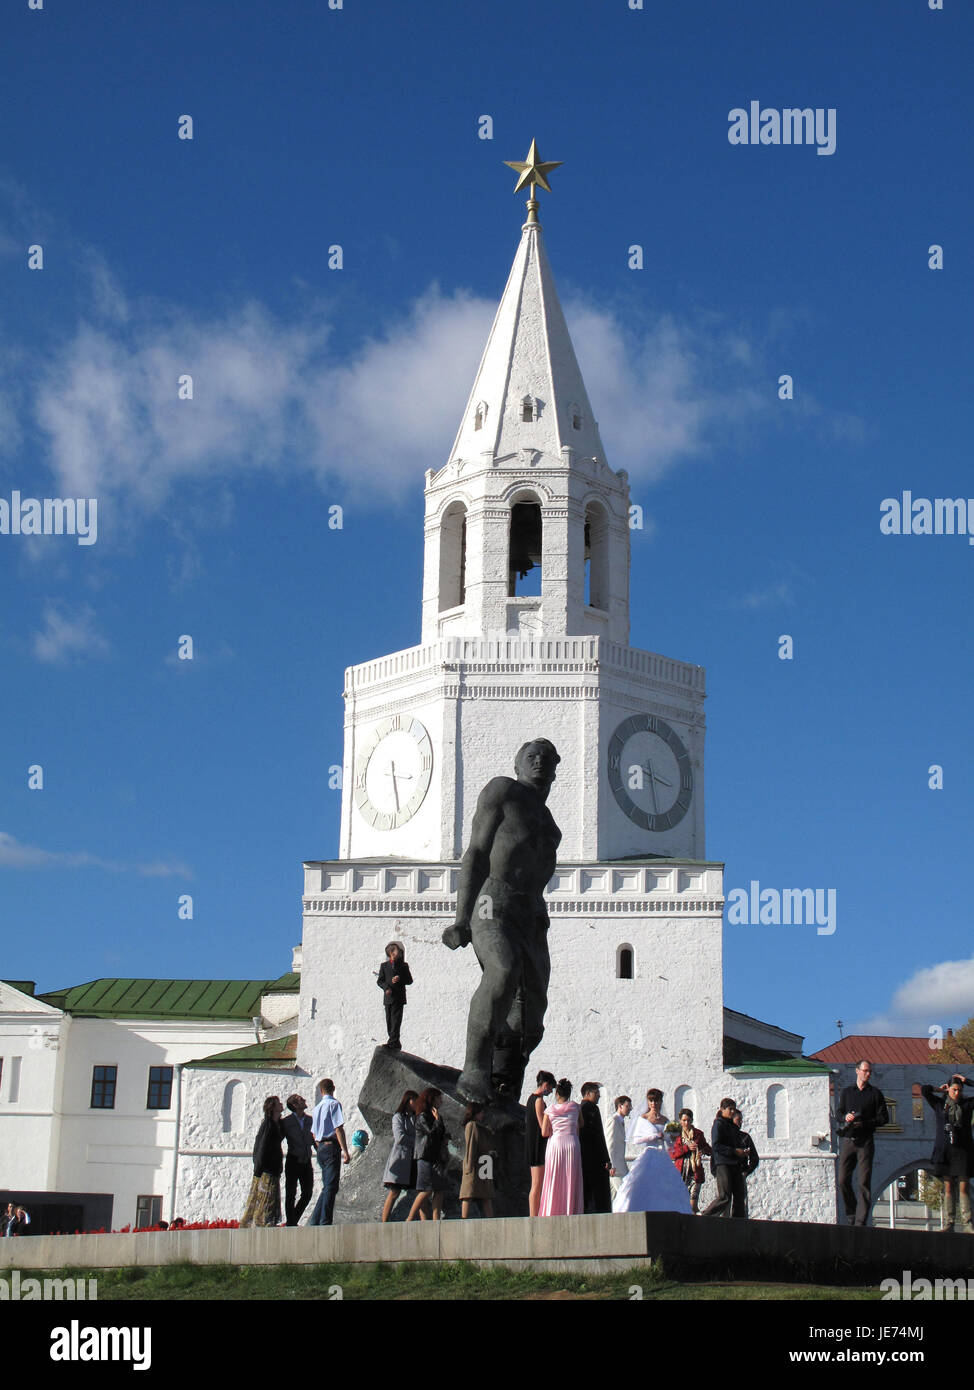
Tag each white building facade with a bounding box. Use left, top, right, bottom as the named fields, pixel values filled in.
left=0, top=976, right=300, bottom=1231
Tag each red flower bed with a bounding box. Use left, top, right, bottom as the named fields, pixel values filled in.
left=62, top=1219, right=241, bottom=1235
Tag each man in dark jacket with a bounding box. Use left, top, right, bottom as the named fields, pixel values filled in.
left=732, top=1109, right=760, bottom=1217
left=836, top=1059, right=889, bottom=1226
left=377, top=940, right=413, bottom=1050
left=701, top=1098, right=748, bottom=1217
left=281, top=1094, right=316, bottom=1226
left=579, top=1082, right=612, bottom=1213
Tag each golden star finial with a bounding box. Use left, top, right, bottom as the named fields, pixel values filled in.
left=503, top=139, right=563, bottom=224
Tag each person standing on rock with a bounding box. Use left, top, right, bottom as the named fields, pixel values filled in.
left=377, top=940, right=413, bottom=1051
left=442, top=739, right=562, bottom=1103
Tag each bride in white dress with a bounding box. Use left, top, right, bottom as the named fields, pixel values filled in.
left=612, top=1089, right=693, bottom=1214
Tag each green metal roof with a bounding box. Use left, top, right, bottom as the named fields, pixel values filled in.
left=727, top=1060, right=832, bottom=1076
left=2, top=981, right=36, bottom=996
left=36, top=978, right=282, bottom=1021
left=185, top=1034, right=298, bottom=1071
left=724, top=1036, right=800, bottom=1067
left=265, top=972, right=300, bottom=993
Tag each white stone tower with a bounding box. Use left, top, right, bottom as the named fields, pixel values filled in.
left=340, top=153, right=706, bottom=869
left=302, top=143, right=724, bottom=1117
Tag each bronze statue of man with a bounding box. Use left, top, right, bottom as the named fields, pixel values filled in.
left=442, top=739, right=562, bottom=1103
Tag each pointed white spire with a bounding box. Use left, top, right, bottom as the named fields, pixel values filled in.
left=447, top=222, right=606, bottom=470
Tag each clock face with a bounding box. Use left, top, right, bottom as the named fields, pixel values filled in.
left=353, top=715, right=433, bottom=831
left=607, top=714, right=693, bottom=832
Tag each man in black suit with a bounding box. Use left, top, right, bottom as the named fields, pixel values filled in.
left=377, top=940, right=413, bottom=1050
left=579, top=1082, right=612, bottom=1213
left=836, top=1059, right=889, bottom=1226
left=281, top=1094, right=315, bottom=1226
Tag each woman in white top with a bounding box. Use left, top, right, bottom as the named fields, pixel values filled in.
left=612, top=1087, right=692, bottom=1214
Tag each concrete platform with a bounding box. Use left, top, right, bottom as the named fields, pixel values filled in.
left=2, top=1213, right=973, bottom=1282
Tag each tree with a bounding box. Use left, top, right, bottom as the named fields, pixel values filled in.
left=940, top=1016, right=974, bottom=1071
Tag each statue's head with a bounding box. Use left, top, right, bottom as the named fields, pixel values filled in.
left=514, top=738, right=560, bottom=790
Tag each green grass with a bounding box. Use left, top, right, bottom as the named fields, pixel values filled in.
left=37, top=1261, right=885, bottom=1301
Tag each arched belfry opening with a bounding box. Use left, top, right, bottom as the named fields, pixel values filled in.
left=439, top=501, right=467, bottom=610
left=584, top=501, right=609, bottom=610
left=508, top=499, right=543, bottom=597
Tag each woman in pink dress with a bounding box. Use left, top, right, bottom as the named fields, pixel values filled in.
left=538, top=1079, right=585, bottom=1216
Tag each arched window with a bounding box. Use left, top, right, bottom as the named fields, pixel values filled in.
left=616, top=943, right=634, bottom=979
left=474, top=401, right=487, bottom=432
left=675, top=1085, right=696, bottom=1118
left=584, top=502, right=609, bottom=610
left=222, top=1080, right=245, bottom=1135
left=767, top=1083, right=789, bottom=1140
left=569, top=402, right=582, bottom=431
left=521, top=395, right=534, bottom=423
left=912, top=1082, right=923, bottom=1122
left=508, top=498, right=543, bottom=597
left=439, top=501, right=467, bottom=610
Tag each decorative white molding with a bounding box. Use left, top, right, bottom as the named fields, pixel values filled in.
left=305, top=896, right=723, bottom=917
left=303, top=861, right=723, bottom=919
left=345, top=637, right=705, bottom=697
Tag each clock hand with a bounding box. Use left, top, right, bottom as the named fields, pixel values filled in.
left=640, top=761, right=673, bottom=814
left=388, top=760, right=400, bottom=812
left=645, top=759, right=659, bottom=813
left=383, top=763, right=417, bottom=814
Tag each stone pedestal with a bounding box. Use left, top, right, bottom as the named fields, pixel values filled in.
left=332, top=1048, right=529, bottom=1223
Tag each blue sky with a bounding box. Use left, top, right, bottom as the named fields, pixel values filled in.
left=1, top=0, right=972, bottom=1055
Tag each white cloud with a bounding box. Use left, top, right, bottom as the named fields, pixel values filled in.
left=0, top=831, right=191, bottom=879
left=31, top=602, right=110, bottom=664
left=25, top=279, right=777, bottom=518
left=303, top=290, right=495, bottom=499
left=856, top=956, right=974, bottom=1034
left=568, top=305, right=765, bottom=480
left=12, top=255, right=861, bottom=526
left=727, top=579, right=795, bottom=610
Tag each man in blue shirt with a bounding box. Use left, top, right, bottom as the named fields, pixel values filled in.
left=309, top=1078, right=351, bottom=1226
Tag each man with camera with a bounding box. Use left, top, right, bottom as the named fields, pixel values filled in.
left=836, top=1059, right=889, bottom=1226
